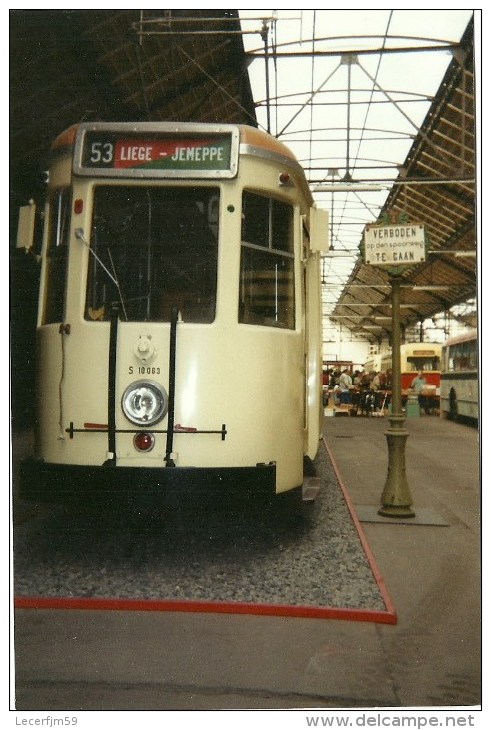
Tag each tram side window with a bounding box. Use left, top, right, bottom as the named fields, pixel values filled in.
left=43, top=188, right=71, bottom=324
left=468, top=340, right=478, bottom=370
left=85, top=185, right=219, bottom=323
left=239, top=191, right=295, bottom=329
left=449, top=340, right=477, bottom=371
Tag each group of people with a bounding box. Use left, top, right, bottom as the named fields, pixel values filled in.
left=324, top=366, right=433, bottom=415
left=325, top=368, right=391, bottom=413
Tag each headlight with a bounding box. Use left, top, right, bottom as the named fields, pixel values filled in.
left=121, top=380, right=168, bottom=426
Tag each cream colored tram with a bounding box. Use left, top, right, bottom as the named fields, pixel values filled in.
left=379, top=343, right=441, bottom=390
left=17, top=122, right=329, bottom=508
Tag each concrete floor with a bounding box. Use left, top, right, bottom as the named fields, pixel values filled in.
left=12, top=414, right=481, bottom=711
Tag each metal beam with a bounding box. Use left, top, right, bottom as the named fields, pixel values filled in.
left=246, top=43, right=462, bottom=60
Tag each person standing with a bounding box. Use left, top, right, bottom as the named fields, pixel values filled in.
left=338, top=368, right=353, bottom=405
left=410, top=371, right=429, bottom=414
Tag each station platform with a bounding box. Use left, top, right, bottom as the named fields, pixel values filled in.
left=12, top=414, right=481, bottom=710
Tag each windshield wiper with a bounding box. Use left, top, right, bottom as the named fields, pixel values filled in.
left=75, top=228, right=128, bottom=320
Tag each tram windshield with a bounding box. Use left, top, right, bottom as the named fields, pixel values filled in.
left=85, top=185, right=219, bottom=323
left=406, top=355, right=440, bottom=372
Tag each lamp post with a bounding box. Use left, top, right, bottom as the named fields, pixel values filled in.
left=378, top=274, right=415, bottom=518
left=362, top=215, right=427, bottom=517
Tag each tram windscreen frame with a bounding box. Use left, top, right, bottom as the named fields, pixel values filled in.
left=84, top=185, right=219, bottom=323
left=239, top=191, right=295, bottom=330
left=43, top=187, right=71, bottom=324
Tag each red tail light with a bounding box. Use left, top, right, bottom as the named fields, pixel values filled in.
left=133, top=432, right=155, bottom=452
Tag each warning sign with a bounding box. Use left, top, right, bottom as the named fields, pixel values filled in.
left=364, top=224, right=426, bottom=266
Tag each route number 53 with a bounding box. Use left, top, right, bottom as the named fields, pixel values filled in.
left=90, top=142, right=114, bottom=164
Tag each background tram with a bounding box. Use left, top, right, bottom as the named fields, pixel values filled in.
left=16, top=122, right=329, bottom=508
left=363, top=354, right=382, bottom=376
left=440, top=329, right=478, bottom=421
left=380, top=343, right=442, bottom=391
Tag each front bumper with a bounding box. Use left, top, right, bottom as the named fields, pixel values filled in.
left=19, top=458, right=277, bottom=507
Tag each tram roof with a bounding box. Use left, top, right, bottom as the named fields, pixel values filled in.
left=51, top=123, right=301, bottom=168
left=443, top=329, right=478, bottom=348
left=49, top=122, right=309, bottom=200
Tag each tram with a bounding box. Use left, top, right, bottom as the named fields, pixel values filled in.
left=363, top=353, right=382, bottom=376
left=380, top=343, right=441, bottom=390
left=16, top=122, right=329, bottom=508
left=440, top=329, right=478, bottom=421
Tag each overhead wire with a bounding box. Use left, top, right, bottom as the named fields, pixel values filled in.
left=238, top=10, right=472, bottom=336
left=308, top=12, right=316, bottom=168
left=330, top=12, right=394, bottom=262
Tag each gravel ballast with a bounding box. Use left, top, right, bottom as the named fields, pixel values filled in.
left=14, top=440, right=387, bottom=613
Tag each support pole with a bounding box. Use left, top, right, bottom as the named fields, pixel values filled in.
left=261, top=20, right=271, bottom=134
left=378, top=275, right=415, bottom=518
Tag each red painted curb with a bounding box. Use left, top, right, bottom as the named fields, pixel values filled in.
left=14, top=594, right=396, bottom=624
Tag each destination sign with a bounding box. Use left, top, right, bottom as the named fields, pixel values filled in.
left=74, top=126, right=239, bottom=179
left=364, top=224, right=426, bottom=266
